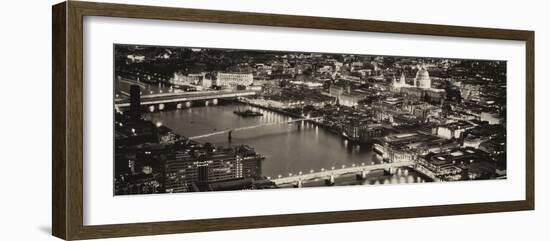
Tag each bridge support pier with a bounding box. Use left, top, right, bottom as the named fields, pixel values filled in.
left=228, top=131, right=232, bottom=142
left=356, top=170, right=369, bottom=180
left=325, top=175, right=335, bottom=186
left=294, top=180, right=303, bottom=188
left=386, top=167, right=396, bottom=175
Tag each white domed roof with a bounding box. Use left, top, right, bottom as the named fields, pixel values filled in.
left=415, top=67, right=431, bottom=89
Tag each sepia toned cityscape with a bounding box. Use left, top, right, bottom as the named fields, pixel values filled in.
left=113, top=44, right=507, bottom=195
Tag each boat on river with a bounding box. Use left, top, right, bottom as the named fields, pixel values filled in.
left=233, top=109, right=263, bottom=117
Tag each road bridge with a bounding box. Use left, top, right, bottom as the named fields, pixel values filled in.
left=114, top=90, right=257, bottom=108
left=269, top=161, right=415, bottom=186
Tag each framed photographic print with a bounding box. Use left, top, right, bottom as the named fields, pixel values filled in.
left=52, top=1, right=534, bottom=240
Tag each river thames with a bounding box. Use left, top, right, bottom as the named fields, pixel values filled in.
left=144, top=102, right=426, bottom=185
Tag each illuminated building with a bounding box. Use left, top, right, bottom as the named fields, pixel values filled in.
left=343, top=122, right=384, bottom=143
left=170, top=73, right=210, bottom=89
left=114, top=172, right=163, bottom=195
left=126, top=54, right=145, bottom=63
left=216, top=72, right=254, bottom=87
left=199, top=78, right=212, bottom=88
left=463, top=134, right=488, bottom=148
left=417, top=147, right=493, bottom=181
left=164, top=145, right=264, bottom=193
left=434, top=121, right=475, bottom=140
left=392, top=65, right=433, bottom=90
left=326, top=84, right=367, bottom=107
left=374, top=132, right=434, bottom=163
left=415, top=66, right=432, bottom=89
left=480, top=111, right=502, bottom=125
left=329, top=85, right=344, bottom=96
left=337, top=94, right=364, bottom=107
left=459, top=80, right=483, bottom=101
left=392, top=67, right=445, bottom=104
left=392, top=72, right=410, bottom=90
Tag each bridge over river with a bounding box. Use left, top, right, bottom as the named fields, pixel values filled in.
left=188, top=117, right=323, bottom=140
left=115, top=90, right=258, bottom=108
left=269, top=161, right=416, bottom=186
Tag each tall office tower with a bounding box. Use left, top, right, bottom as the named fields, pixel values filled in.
left=130, top=84, right=141, bottom=121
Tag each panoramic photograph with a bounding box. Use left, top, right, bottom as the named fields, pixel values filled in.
left=113, top=44, right=507, bottom=195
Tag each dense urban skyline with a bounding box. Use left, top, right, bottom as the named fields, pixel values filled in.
left=113, top=44, right=507, bottom=195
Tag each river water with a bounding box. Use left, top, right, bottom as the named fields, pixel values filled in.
left=144, top=102, right=380, bottom=178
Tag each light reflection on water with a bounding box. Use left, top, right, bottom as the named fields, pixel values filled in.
left=145, top=103, right=426, bottom=185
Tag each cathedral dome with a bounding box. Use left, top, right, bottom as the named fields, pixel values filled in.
left=415, top=67, right=431, bottom=89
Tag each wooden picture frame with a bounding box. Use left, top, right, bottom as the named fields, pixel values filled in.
left=52, top=1, right=534, bottom=240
